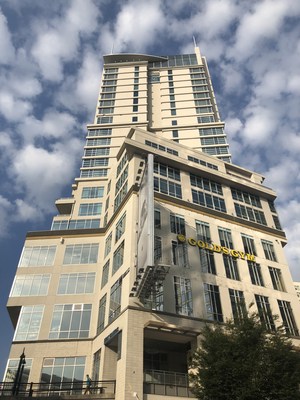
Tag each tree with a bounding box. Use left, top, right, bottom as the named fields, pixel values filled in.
left=189, top=313, right=300, bottom=400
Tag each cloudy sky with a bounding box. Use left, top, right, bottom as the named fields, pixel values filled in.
left=0, top=0, right=299, bottom=378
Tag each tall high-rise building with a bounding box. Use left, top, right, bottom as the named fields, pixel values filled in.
left=4, top=47, right=300, bottom=400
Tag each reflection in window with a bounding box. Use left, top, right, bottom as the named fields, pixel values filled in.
left=63, top=244, right=99, bottom=264
left=174, top=276, right=193, bottom=316
left=57, top=273, right=95, bottom=295
left=18, top=246, right=56, bottom=267
left=14, top=305, right=44, bottom=341
left=11, top=274, right=50, bottom=296
left=4, top=359, right=32, bottom=384
left=204, top=283, right=223, bottom=322
left=40, top=357, right=85, bottom=389
left=49, top=304, right=92, bottom=339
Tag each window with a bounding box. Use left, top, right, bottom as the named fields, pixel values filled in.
left=63, top=243, right=99, bottom=264
left=172, top=130, right=178, bottom=138
left=97, top=116, right=113, bottom=124
left=199, top=127, right=224, bottom=136
left=198, top=115, right=215, bottom=123
left=86, top=138, right=111, bottom=146
left=170, top=214, right=185, bottom=235
left=98, top=107, right=114, bottom=114
left=269, top=267, right=285, bottom=291
left=82, top=158, right=109, bottom=167
left=218, top=227, right=233, bottom=248
left=231, top=188, right=262, bottom=208
left=4, top=359, right=32, bottom=385
left=154, top=177, right=182, bottom=199
left=234, top=203, right=267, bottom=225
left=154, top=236, right=162, bottom=263
left=223, top=256, right=240, bottom=280
left=14, top=305, right=44, bottom=341
left=255, top=295, right=275, bottom=331
left=273, top=215, right=282, bottom=230
left=109, top=279, right=122, bottom=322
left=171, top=240, right=188, bottom=267
left=145, top=140, right=178, bottom=155
left=171, top=109, right=176, bottom=115
left=196, top=221, right=216, bottom=274
left=19, top=246, right=56, bottom=267
left=80, top=169, right=108, bottom=178
left=115, top=213, right=126, bottom=242
left=104, top=233, right=112, bottom=257
left=97, top=295, right=106, bottom=334
left=204, top=283, right=223, bottom=322
left=82, top=187, right=104, bottom=199
left=132, top=116, right=138, bottom=122
left=171, top=120, right=177, bottom=126
left=144, top=282, right=163, bottom=311
left=57, top=273, right=95, bottom=295
left=229, top=289, right=246, bottom=322
left=112, top=241, right=124, bottom=274
left=49, top=304, right=92, bottom=339
left=154, top=162, right=180, bottom=181
left=87, top=128, right=112, bottom=136
left=241, top=234, right=257, bottom=255
left=133, top=105, right=138, bottom=112
left=11, top=274, right=50, bottom=296
left=133, top=98, right=138, bottom=104
left=201, top=137, right=226, bottom=145
left=154, top=209, right=161, bottom=229
left=174, top=276, right=193, bottom=316
left=52, top=219, right=100, bottom=230
left=192, top=189, right=226, bottom=212
left=219, top=231, right=237, bottom=279
left=101, top=260, right=110, bottom=288
left=41, top=357, right=85, bottom=388
left=261, top=240, right=277, bottom=261
left=79, top=203, right=102, bottom=216
left=277, top=300, right=299, bottom=336
left=114, top=181, right=128, bottom=211
left=248, top=261, right=264, bottom=286
left=191, top=174, right=226, bottom=212
left=187, top=155, right=218, bottom=171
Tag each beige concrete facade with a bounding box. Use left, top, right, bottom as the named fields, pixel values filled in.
left=4, top=48, right=300, bottom=400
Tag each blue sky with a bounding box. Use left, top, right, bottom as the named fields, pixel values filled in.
left=0, top=0, right=300, bottom=379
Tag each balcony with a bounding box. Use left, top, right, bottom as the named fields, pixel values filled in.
left=0, top=380, right=116, bottom=398
left=55, top=197, right=75, bottom=215
left=144, top=370, right=195, bottom=397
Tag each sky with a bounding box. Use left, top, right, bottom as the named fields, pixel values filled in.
left=0, top=0, right=300, bottom=380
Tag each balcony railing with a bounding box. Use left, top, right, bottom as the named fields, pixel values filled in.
left=144, top=370, right=195, bottom=397
left=0, top=380, right=116, bottom=397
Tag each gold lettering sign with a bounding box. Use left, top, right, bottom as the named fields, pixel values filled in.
left=177, top=235, right=255, bottom=262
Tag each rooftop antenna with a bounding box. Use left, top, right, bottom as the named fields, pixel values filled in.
left=111, top=41, right=115, bottom=54
left=193, top=35, right=197, bottom=48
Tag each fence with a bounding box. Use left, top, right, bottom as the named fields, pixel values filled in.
left=0, top=380, right=116, bottom=397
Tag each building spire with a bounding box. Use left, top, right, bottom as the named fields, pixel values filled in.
left=193, top=35, right=197, bottom=48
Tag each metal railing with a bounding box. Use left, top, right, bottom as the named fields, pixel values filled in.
left=0, top=380, right=116, bottom=397
left=144, top=370, right=195, bottom=397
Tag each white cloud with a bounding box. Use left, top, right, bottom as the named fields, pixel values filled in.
left=0, top=91, right=32, bottom=121
left=0, top=195, right=13, bottom=238
left=56, top=50, right=101, bottom=116
left=232, top=0, right=300, bottom=60
left=242, top=108, right=277, bottom=145
left=14, top=199, right=43, bottom=222
left=225, top=118, right=243, bottom=139
left=31, top=0, right=100, bottom=81
left=12, top=142, right=82, bottom=212
left=16, top=110, right=78, bottom=143
left=99, top=0, right=165, bottom=53
left=0, top=10, right=15, bottom=64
